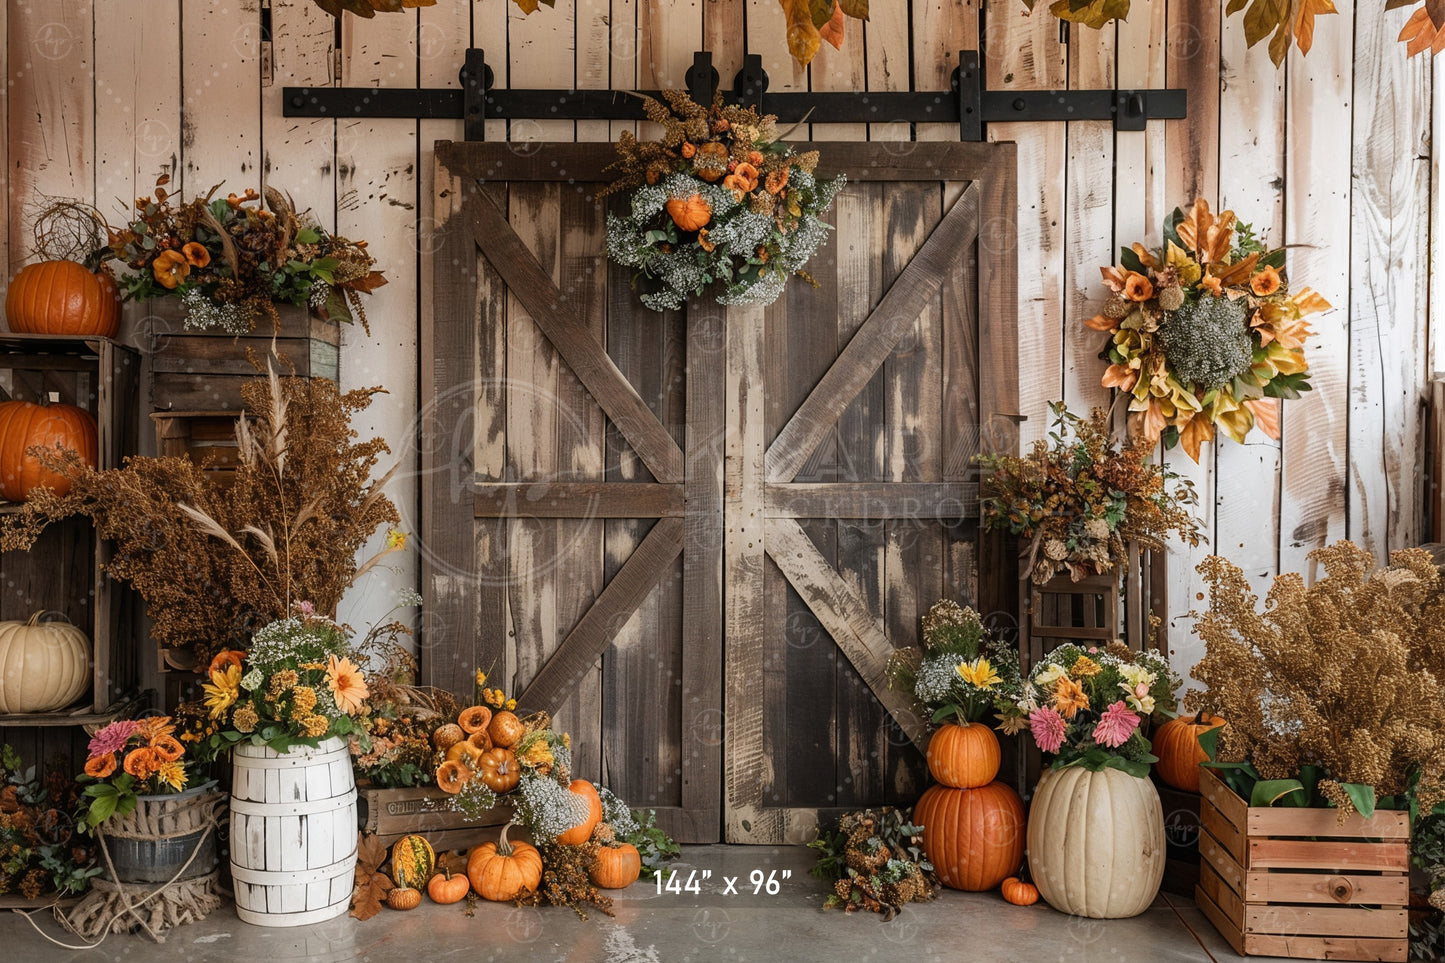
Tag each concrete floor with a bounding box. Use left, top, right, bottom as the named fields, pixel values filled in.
left=1, top=846, right=1287, bottom=963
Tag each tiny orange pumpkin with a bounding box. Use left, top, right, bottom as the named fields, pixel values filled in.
left=665, top=195, right=712, bottom=233
left=477, top=747, right=521, bottom=793
left=487, top=710, right=526, bottom=749
left=387, top=886, right=423, bottom=910
left=1001, top=876, right=1040, bottom=906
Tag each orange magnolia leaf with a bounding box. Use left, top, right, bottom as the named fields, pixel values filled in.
left=1201, top=210, right=1237, bottom=265
left=1244, top=398, right=1281, bottom=440
left=512, top=0, right=541, bottom=13
left=1179, top=414, right=1214, bottom=464
left=1102, top=363, right=1138, bottom=391
left=1176, top=198, right=1213, bottom=256
left=1085, top=313, right=1119, bottom=332
left=1130, top=243, right=1160, bottom=269
left=819, top=0, right=847, bottom=49
left=780, top=0, right=823, bottom=66
left=1211, top=252, right=1261, bottom=288
left=1399, top=7, right=1439, bottom=57
left=1294, top=0, right=1338, bottom=56
left=1128, top=399, right=1168, bottom=446
left=1290, top=286, right=1332, bottom=316
left=839, top=0, right=868, bottom=18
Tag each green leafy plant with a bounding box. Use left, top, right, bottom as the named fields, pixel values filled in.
left=595, top=786, right=679, bottom=872
left=0, top=746, right=99, bottom=899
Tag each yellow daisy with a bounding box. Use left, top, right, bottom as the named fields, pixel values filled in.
left=957, top=658, right=1003, bottom=689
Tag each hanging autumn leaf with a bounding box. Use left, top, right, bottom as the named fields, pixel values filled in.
left=1397, top=0, right=1445, bottom=56
left=778, top=0, right=870, bottom=66
left=1049, top=0, right=1131, bottom=30
left=312, top=0, right=437, bottom=17
left=819, top=1, right=847, bottom=50
left=1226, top=0, right=1338, bottom=67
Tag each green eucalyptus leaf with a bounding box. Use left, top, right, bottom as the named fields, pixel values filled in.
left=1341, top=782, right=1376, bottom=819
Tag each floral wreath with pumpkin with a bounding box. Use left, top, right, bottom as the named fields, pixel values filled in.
left=1087, top=199, right=1331, bottom=462
left=601, top=90, right=844, bottom=312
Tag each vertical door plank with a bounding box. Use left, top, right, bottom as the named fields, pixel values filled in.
left=864, top=0, right=912, bottom=142
left=681, top=293, right=725, bottom=842
left=725, top=302, right=776, bottom=842
left=181, top=2, right=263, bottom=200
left=263, top=0, right=336, bottom=231
left=832, top=182, right=889, bottom=808
left=1349, top=4, right=1431, bottom=553
left=1161, top=0, right=1219, bottom=666
left=1063, top=23, right=1115, bottom=415
left=576, top=0, right=610, bottom=143
left=0, top=0, right=8, bottom=288
left=1113, top=4, right=1167, bottom=250
left=1279, top=4, right=1352, bottom=580
left=986, top=0, right=1065, bottom=444
left=472, top=0, right=508, bottom=142
left=702, top=0, right=744, bottom=84
left=639, top=0, right=701, bottom=97
left=553, top=185, right=607, bottom=782
left=506, top=185, right=562, bottom=706
left=8, top=0, right=96, bottom=261
left=913, top=0, right=978, bottom=142
left=510, top=0, right=575, bottom=142
left=745, top=0, right=802, bottom=109
left=336, top=9, right=421, bottom=644
left=810, top=8, right=866, bottom=142
left=1215, top=6, right=1285, bottom=604
left=95, top=2, right=181, bottom=214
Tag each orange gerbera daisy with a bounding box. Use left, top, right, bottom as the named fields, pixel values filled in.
left=1122, top=272, right=1154, bottom=302
left=326, top=654, right=369, bottom=715
left=84, top=753, right=117, bottom=779
left=123, top=747, right=162, bottom=779
left=136, top=715, right=177, bottom=743
left=1051, top=676, right=1090, bottom=720
left=152, top=735, right=185, bottom=761
left=1250, top=265, right=1282, bottom=296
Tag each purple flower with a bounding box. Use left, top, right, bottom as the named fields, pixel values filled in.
left=1093, top=701, right=1142, bottom=748
left=1029, top=708, right=1068, bottom=754
left=87, top=719, right=140, bottom=758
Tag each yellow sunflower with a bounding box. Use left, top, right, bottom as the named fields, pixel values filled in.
left=203, top=664, right=242, bottom=720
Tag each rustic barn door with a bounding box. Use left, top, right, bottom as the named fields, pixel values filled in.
left=424, top=142, right=1017, bottom=844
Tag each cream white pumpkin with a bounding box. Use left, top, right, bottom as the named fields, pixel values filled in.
left=0, top=612, right=90, bottom=713
left=1026, top=765, right=1165, bottom=919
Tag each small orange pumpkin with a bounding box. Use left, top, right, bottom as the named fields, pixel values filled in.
left=926, top=722, right=1001, bottom=789
left=555, top=780, right=603, bottom=846
left=427, top=867, right=471, bottom=904
left=589, top=832, right=642, bottom=889
left=5, top=260, right=121, bottom=338
left=436, top=759, right=469, bottom=794
left=458, top=705, right=493, bottom=734
left=477, top=747, right=521, bottom=793
left=665, top=195, right=712, bottom=233
left=1153, top=712, right=1226, bottom=793
left=444, top=738, right=485, bottom=770
left=467, top=823, right=543, bottom=902
left=467, top=729, right=493, bottom=752
left=487, top=710, right=526, bottom=749
left=387, top=886, right=423, bottom=910
left=1001, top=876, right=1039, bottom=906
left=0, top=401, right=98, bottom=502
left=692, top=142, right=730, bottom=182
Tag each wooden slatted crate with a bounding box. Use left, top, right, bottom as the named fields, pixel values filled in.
left=358, top=785, right=515, bottom=853
left=143, top=302, right=339, bottom=411
left=1195, top=767, right=1410, bottom=962
left=1019, top=541, right=1167, bottom=670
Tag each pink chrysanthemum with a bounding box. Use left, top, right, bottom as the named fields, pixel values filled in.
left=1093, top=701, right=1142, bottom=748
left=1029, top=708, right=1068, bottom=754
left=87, top=719, right=141, bottom=758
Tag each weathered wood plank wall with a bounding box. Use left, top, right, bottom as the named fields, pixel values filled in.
left=0, top=0, right=1434, bottom=684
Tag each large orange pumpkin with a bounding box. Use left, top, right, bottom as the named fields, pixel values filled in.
left=554, top=779, right=603, bottom=846
left=926, top=722, right=1001, bottom=788
left=0, top=401, right=98, bottom=502
left=6, top=261, right=121, bottom=338
left=914, top=781, right=1025, bottom=892
left=467, top=823, right=543, bottom=901
left=1153, top=712, right=1226, bottom=793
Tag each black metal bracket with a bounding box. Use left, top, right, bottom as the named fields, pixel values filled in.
left=283, top=49, right=1185, bottom=142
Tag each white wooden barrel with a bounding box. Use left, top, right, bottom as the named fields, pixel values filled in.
left=229, top=736, right=358, bottom=927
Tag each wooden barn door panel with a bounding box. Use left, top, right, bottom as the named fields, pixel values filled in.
left=427, top=142, right=1017, bottom=845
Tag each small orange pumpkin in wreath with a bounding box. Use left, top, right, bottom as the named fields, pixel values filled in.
left=665, top=195, right=712, bottom=232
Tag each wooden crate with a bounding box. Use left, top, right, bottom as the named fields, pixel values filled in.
left=1019, top=541, right=1167, bottom=670
left=143, top=301, right=339, bottom=411
left=358, top=785, right=515, bottom=853
left=1194, top=767, right=1410, bottom=962
left=151, top=410, right=244, bottom=474
left=0, top=336, right=142, bottom=716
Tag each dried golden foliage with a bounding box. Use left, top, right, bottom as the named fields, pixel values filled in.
left=0, top=372, right=399, bottom=669
left=1185, top=542, right=1445, bottom=801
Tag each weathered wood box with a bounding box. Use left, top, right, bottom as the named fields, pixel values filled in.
left=143, top=301, right=339, bottom=411
left=358, top=785, right=514, bottom=853
left=1195, top=767, right=1410, bottom=962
